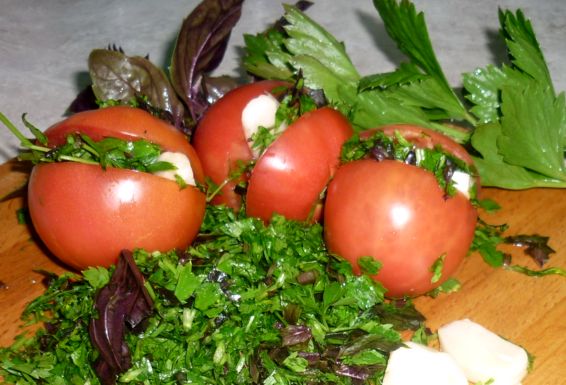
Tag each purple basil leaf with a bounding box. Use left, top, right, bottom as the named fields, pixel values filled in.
left=280, top=324, right=312, bottom=346
left=170, top=0, right=244, bottom=124
left=89, top=250, right=153, bottom=385
left=504, top=234, right=555, bottom=267
left=68, top=85, right=99, bottom=114
left=371, top=302, right=426, bottom=331
left=335, top=363, right=374, bottom=381
left=88, top=48, right=186, bottom=128
left=203, top=74, right=241, bottom=105
left=339, top=333, right=403, bottom=357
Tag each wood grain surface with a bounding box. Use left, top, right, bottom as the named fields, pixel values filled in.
left=0, top=158, right=565, bottom=384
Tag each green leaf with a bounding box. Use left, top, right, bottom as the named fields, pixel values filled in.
left=322, top=282, right=343, bottom=308
left=358, top=62, right=426, bottom=92
left=283, top=4, right=359, bottom=83
left=358, top=256, right=382, bottom=276
left=506, top=265, right=566, bottom=277
left=340, top=349, right=386, bottom=366
left=388, top=76, right=470, bottom=121
left=82, top=267, right=110, bottom=290
left=429, top=254, right=446, bottom=284
left=194, top=282, right=222, bottom=311
left=498, top=81, right=566, bottom=181
left=372, top=0, right=469, bottom=123
left=352, top=88, right=471, bottom=142
left=499, top=9, right=554, bottom=92
left=289, top=55, right=358, bottom=111
left=243, top=30, right=294, bottom=80
left=427, top=278, right=461, bottom=298
left=471, top=123, right=566, bottom=189
left=174, top=263, right=204, bottom=302
left=463, top=65, right=509, bottom=124
left=282, top=352, right=309, bottom=373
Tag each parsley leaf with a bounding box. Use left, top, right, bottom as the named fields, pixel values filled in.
left=465, top=9, right=566, bottom=188
left=243, top=3, right=470, bottom=143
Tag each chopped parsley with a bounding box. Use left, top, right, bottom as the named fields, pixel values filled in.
left=0, top=206, right=426, bottom=384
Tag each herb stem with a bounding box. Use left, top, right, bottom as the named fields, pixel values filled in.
left=57, top=155, right=100, bottom=165
left=0, top=112, right=36, bottom=148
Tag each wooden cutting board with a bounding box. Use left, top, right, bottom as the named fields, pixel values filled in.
left=0, top=158, right=565, bottom=384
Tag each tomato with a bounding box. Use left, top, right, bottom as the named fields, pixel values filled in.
left=193, top=80, right=353, bottom=222
left=324, top=125, right=478, bottom=297
left=193, top=81, right=284, bottom=210
left=27, top=106, right=206, bottom=270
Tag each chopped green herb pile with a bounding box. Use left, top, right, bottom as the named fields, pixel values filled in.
left=0, top=206, right=426, bottom=384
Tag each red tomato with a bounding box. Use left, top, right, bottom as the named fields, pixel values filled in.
left=27, top=106, right=206, bottom=270
left=193, top=81, right=284, bottom=210
left=324, top=125, right=478, bottom=297
left=193, top=81, right=353, bottom=222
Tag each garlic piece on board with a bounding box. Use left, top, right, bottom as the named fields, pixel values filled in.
left=383, top=341, right=468, bottom=385
left=438, top=319, right=529, bottom=385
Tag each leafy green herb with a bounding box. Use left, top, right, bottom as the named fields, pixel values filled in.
left=371, top=0, right=475, bottom=126
left=1, top=206, right=427, bottom=384
left=471, top=219, right=565, bottom=277
left=249, top=124, right=281, bottom=154
left=427, top=278, right=461, bottom=298
left=1, top=112, right=179, bottom=177
left=464, top=9, right=566, bottom=189
left=16, top=207, right=28, bottom=225
left=244, top=1, right=565, bottom=190
left=243, top=3, right=470, bottom=143
left=429, top=254, right=446, bottom=284
left=358, top=256, right=382, bottom=276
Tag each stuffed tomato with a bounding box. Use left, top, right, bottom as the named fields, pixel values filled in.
left=27, top=106, right=206, bottom=270
left=193, top=80, right=353, bottom=222
left=324, top=125, right=479, bottom=298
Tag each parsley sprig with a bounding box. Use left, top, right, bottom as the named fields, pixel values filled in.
left=243, top=0, right=566, bottom=190
left=465, top=10, right=566, bottom=189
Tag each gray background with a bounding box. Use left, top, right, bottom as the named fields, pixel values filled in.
left=1, top=0, right=564, bottom=162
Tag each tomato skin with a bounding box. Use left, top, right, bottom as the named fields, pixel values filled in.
left=193, top=80, right=286, bottom=210
left=324, top=126, right=478, bottom=298
left=28, top=164, right=206, bottom=270
left=246, top=107, right=352, bottom=222
left=28, top=106, right=206, bottom=270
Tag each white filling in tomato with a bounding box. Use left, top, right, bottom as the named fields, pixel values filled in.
left=241, top=93, right=283, bottom=156
left=438, top=319, right=529, bottom=385
left=452, top=170, right=472, bottom=199
left=153, top=151, right=196, bottom=186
